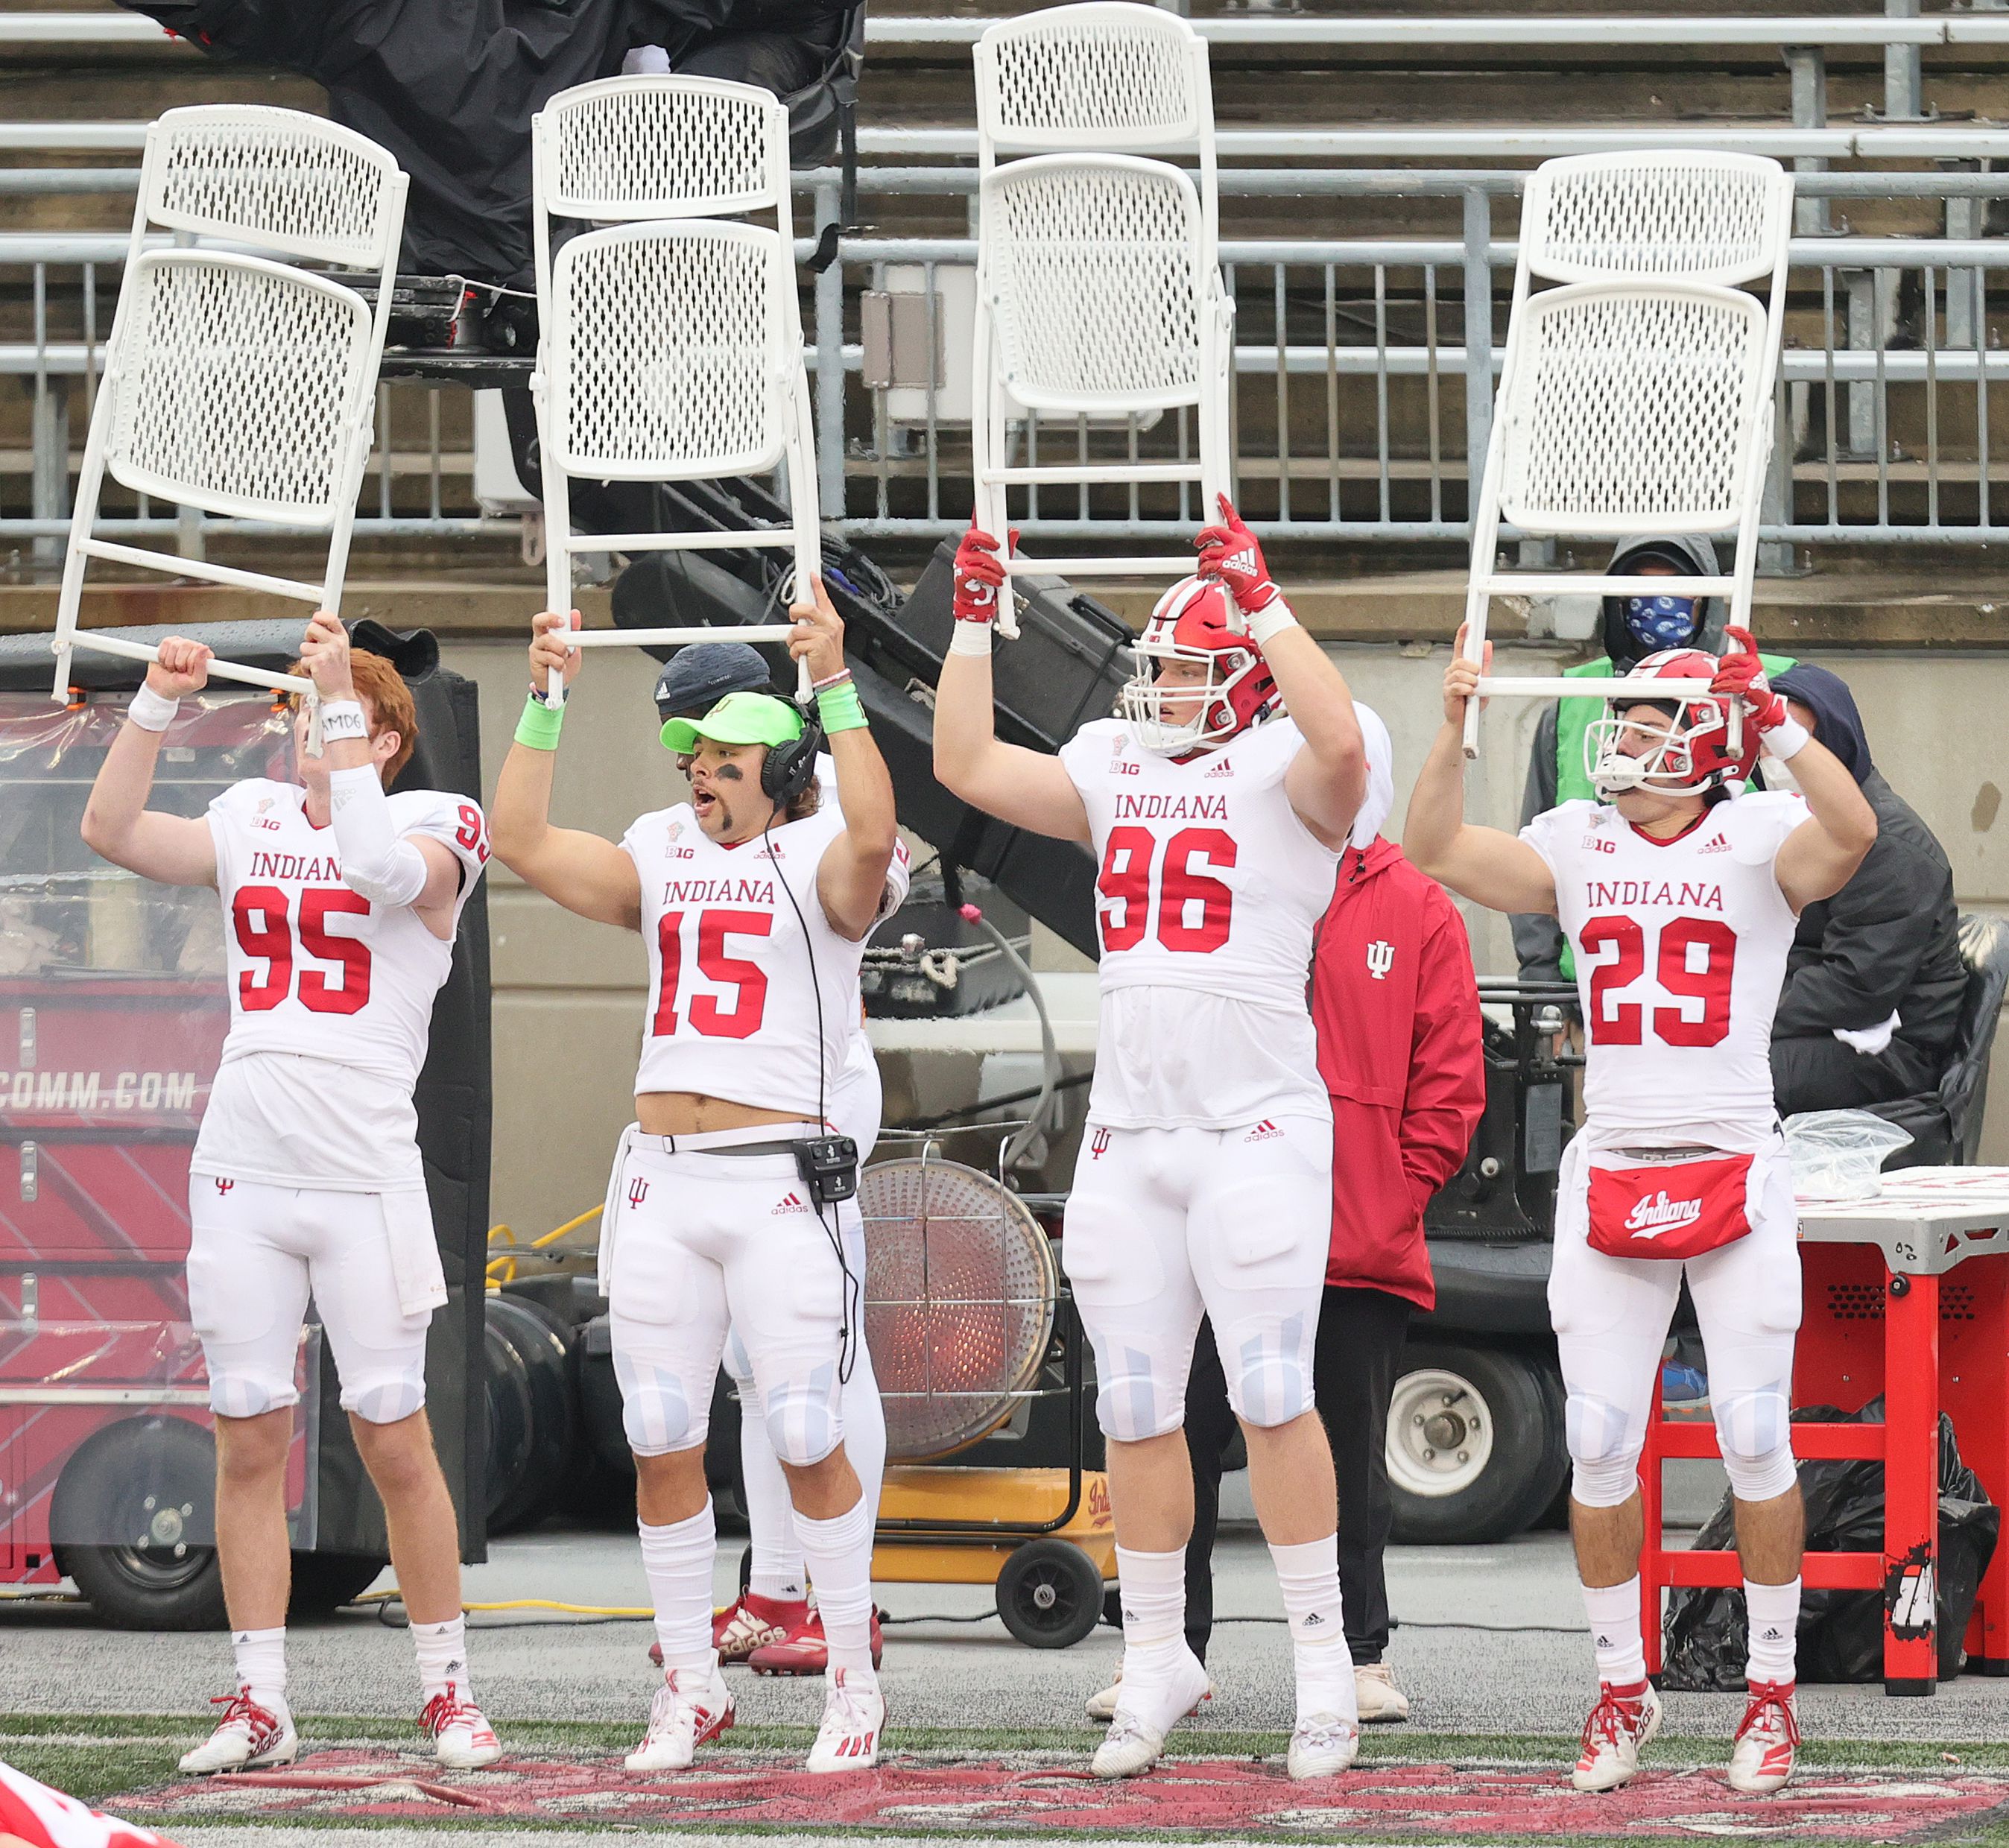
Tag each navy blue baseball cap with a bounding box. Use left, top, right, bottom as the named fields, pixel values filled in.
left=651, top=642, right=772, bottom=721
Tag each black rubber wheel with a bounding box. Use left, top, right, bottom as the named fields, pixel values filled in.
left=488, top=1293, right=579, bottom=1536
left=1387, top=1342, right=1569, bottom=1545
left=483, top=1299, right=537, bottom=1530
left=51, top=1417, right=227, bottom=1630
left=997, top=1539, right=1104, bottom=1650
left=288, top=1550, right=390, bottom=1618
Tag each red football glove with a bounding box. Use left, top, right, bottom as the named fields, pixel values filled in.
left=1709, top=625, right=1788, bottom=731
left=951, top=523, right=1016, bottom=624
left=1194, top=494, right=1282, bottom=618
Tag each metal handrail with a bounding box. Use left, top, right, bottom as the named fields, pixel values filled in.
left=0, top=11, right=1989, bottom=48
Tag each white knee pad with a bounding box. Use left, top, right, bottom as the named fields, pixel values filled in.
left=616, top=1352, right=706, bottom=1458
left=759, top=1359, right=844, bottom=1467
left=341, top=1369, right=427, bottom=1426
left=206, top=1369, right=297, bottom=1421
left=1566, top=1391, right=1646, bottom=1508
left=1713, top=1383, right=1797, bottom=1502
left=1089, top=1335, right=1186, bottom=1443
left=1216, top=1312, right=1315, bottom=1429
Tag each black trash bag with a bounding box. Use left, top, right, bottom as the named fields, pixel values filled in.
left=1662, top=1399, right=2001, bottom=1689
left=116, top=0, right=863, bottom=288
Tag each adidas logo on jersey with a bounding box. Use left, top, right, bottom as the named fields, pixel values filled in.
left=772, top=1192, right=809, bottom=1215
left=1623, top=1189, right=1703, bottom=1236
left=1698, top=834, right=1731, bottom=854
left=1204, top=756, right=1236, bottom=779
left=1244, top=1120, right=1284, bottom=1142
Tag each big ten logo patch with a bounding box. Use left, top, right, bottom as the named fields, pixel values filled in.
left=1586, top=835, right=1616, bottom=854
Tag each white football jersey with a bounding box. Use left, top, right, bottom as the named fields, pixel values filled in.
left=1057, top=713, right=1344, bottom=1129
left=191, top=779, right=489, bottom=1190
left=1520, top=792, right=1809, bottom=1151
left=624, top=797, right=908, bottom=1120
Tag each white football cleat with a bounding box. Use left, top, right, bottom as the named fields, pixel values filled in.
left=1571, top=1680, right=1662, bottom=1793
left=420, top=1683, right=503, bottom=1769
left=1086, top=1656, right=1216, bottom=1724
left=1726, top=1680, right=1799, bottom=1795
left=177, top=1689, right=299, bottom=1775
left=807, top=1666, right=885, bottom=1771
left=624, top=1666, right=735, bottom=1773
left=1355, top=1661, right=1411, bottom=1724
left=1091, top=1647, right=1212, bottom=1780
left=1287, top=1712, right=1361, bottom=1779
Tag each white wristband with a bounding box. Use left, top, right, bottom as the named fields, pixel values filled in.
left=1246, top=596, right=1300, bottom=648
left=949, top=620, right=994, bottom=657
left=1761, top=713, right=1811, bottom=760
left=317, top=699, right=368, bottom=744
left=127, top=683, right=180, bottom=733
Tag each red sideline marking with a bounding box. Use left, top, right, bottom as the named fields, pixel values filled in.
left=115, top=1750, right=2009, bottom=1838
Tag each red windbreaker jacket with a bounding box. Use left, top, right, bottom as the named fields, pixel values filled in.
left=1312, top=838, right=1487, bottom=1311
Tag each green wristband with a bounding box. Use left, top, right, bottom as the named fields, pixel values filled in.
left=816, top=678, right=867, bottom=735
left=515, top=693, right=565, bottom=750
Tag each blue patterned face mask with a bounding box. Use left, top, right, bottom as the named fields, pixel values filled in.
left=1621, top=592, right=1699, bottom=653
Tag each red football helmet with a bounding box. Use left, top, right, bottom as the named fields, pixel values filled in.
left=1584, top=647, right=1761, bottom=797
left=1120, top=575, right=1279, bottom=755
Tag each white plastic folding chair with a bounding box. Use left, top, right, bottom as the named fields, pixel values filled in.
left=531, top=75, right=817, bottom=703
left=1459, top=151, right=1796, bottom=753
left=972, top=1, right=1231, bottom=635
left=50, top=104, right=408, bottom=701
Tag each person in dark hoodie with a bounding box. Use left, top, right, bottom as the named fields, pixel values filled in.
left=1765, top=662, right=1967, bottom=1114
left=1513, top=535, right=1793, bottom=987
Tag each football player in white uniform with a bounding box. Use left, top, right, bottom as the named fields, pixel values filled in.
left=1405, top=626, right=1876, bottom=1797
left=80, top=616, right=500, bottom=1776
left=934, top=500, right=1374, bottom=1781
left=648, top=643, right=905, bottom=1675
left=491, top=584, right=899, bottom=1773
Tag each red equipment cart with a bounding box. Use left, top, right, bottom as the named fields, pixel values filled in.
left=1641, top=1167, right=2009, bottom=1692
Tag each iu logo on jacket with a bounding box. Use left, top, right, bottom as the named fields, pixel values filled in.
left=1365, top=940, right=1396, bottom=981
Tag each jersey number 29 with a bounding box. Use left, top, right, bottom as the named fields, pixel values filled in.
left=1097, top=826, right=1235, bottom=954
left=1579, top=914, right=1736, bottom=1047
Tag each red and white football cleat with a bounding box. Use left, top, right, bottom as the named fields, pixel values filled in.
left=419, top=1683, right=502, bottom=1769
left=177, top=1689, right=298, bottom=1775
left=1726, top=1680, right=1799, bottom=1794
left=748, top=1607, right=884, bottom=1676
left=624, top=1667, right=735, bottom=1773
left=806, top=1666, right=885, bottom=1772
left=1571, top=1680, right=1662, bottom=1792
left=714, top=1592, right=809, bottom=1663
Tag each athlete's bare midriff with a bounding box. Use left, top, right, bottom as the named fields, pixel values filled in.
left=636, top=1092, right=810, bottom=1136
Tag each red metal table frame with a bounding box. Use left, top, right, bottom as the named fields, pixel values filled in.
left=1640, top=1167, right=2009, bottom=1695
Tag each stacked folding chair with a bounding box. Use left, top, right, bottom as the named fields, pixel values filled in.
left=531, top=75, right=820, bottom=701
left=50, top=105, right=408, bottom=701
left=1460, top=151, right=1797, bottom=753
left=970, top=1, right=1233, bottom=636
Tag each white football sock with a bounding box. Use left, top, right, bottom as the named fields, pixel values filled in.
left=737, top=1379, right=807, bottom=1602
left=1270, top=1534, right=1358, bottom=1724
left=1581, top=1577, right=1648, bottom=1688
left=1114, top=1544, right=1187, bottom=1678
left=1744, top=1577, right=1800, bottom=1686
left=794, top=1495, right=876, bottom=1674
left=230, top=1626, right=288, bottom=1716
left=411, top=1615, right=472, bottom=1703
left=639, top=1501, right=718, bottom=1677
